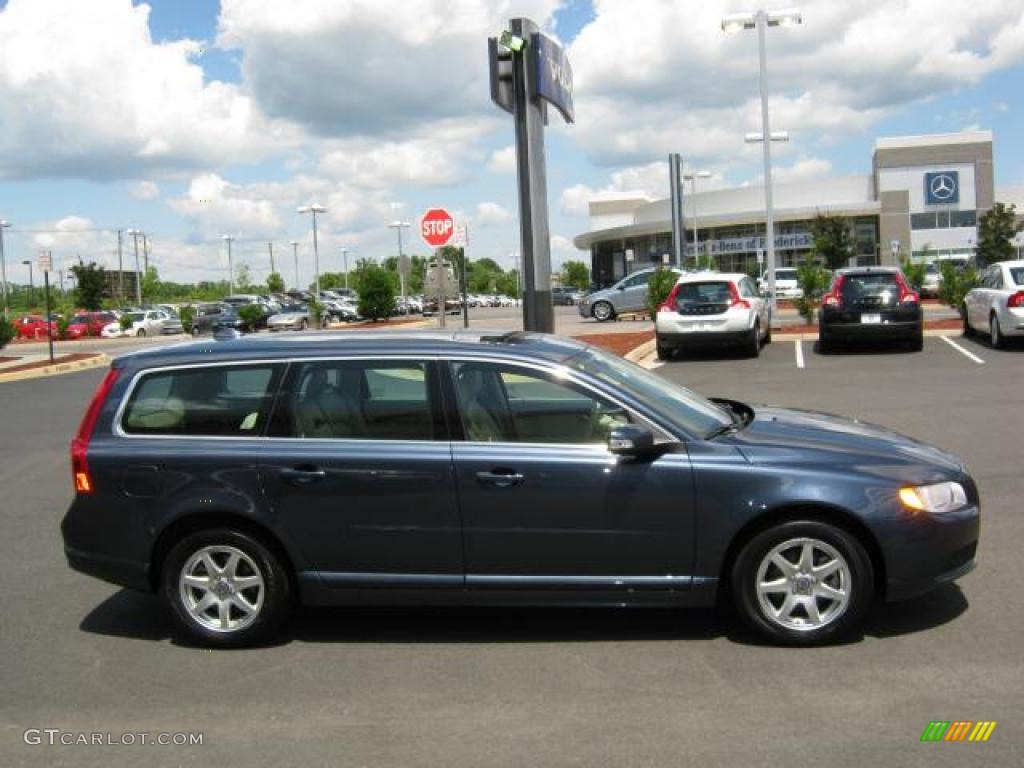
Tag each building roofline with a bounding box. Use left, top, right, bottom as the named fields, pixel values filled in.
left=874, top=130, right=992, bottom=150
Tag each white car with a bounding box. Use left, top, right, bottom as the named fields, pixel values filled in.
left=963, top=260, right=1024, bottom=347
left=758, top=267, right=803, bottom=300
left=655, top=272, right=771, bottom=360
left=101, top=310, right=168, bottom=338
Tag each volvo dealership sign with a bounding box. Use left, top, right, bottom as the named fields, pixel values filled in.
left=925, top=171, right=959, bottom=205
left=533, top=32, right=574, bottom=123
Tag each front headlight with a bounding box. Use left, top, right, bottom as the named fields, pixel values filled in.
left=899, top=481, right=968, bottom=514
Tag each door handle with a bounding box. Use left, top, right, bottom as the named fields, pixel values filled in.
left=475, top=470, right=525, bottom=488
left=280, top=466, right=327, bottom=485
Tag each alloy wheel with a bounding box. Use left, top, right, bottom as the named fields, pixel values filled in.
left=178, top=545, right=265, bottom=633
left=755, top=537, right=851, bottom=632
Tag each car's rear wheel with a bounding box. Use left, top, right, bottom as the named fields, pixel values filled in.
left=818, top=327, right=832, bottom=354
left=137, top=329, right=146, bottom=337
left=962, top=306, right=974, bottom=337
left=162, top=529, right=292, bottom=648
left=731, top=520, right=873, bottom=645
left=990, top=314, right=1004, bottom=349
left=299, top=319, right=308, bottom=331
left=908, top=330, right=924, bottom=352
left=655, top=335, right=673, bottom=361
left=592, top=301, right=614, bottom=322
left=746, top=322, right=761, bottom=358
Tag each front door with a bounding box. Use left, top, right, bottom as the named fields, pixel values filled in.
left=447, top=360, right=696, bottom=590
left=260, top=358, right=462, bottom=586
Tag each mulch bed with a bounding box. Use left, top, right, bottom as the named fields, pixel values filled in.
left=573, top=331, right=655, bottom=356
left=779, top=318, right=962, bottom=334
left=0, top=352, right=98, bottom=375
left=0, top=356, right=18, bottom=363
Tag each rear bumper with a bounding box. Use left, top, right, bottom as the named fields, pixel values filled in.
left=657, top=330, right=751, bottom=348
left=820, top=319, right=922, bottom=340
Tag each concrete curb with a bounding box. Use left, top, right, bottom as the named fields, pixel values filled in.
left=624, top=338, right=656, bottom=363
left=0, top=353, right=110, bottom=384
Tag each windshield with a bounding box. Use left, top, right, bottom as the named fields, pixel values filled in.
left=775, top=269, right=798, bottom=281
left=569, top=345, right=731, bottom=438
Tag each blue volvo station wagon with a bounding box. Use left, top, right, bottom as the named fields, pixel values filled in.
left=62, top=331, right=980, bottom=646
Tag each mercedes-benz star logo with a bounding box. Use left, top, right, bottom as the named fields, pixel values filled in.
left=930, top=173, right=956, bottom=201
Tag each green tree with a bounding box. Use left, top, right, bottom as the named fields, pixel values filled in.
left=266, top=272, right=285, bottom=293
left=141, top=266, right=161, bottom=302
left=70, top=262, right=106, bottom=310
left=809, top=213, right=854, bottom=271
left=938, top=261, right=977, bottom=314
left=0, top=318, right=14, bottom=349
left=900, top=244, right=932, bottom=292
left=235, top=264, right=252, bottom=293
left=495, top=270, right=519, bottom=298
left=179, top=305, right=195, bottom=334
left=237, top=304, right=266, bottom=333
left=357, top=264, right=397, bottom=320
left=646, top=267, right=678, bottom=317
left=562, top=260, right=590, bottom=290
left=976, top=202, right=1022, bottom=268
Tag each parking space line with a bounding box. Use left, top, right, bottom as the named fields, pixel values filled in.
left=941, top=335, right=985, bottom=365
left=794, top=340, right=805, bottom=369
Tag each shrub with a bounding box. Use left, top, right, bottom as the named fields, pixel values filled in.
left=646, top=267, right=679, bottom=318
left=179, top=305, right=195, bottom=334
left=900, top=258, right=927, bottom=292
left=357, top=265, right=397, bottom=321
left=793, top=258, right=831, bottom=325
left=938, top=261, right=978, bottom=315
left=0, top=318, right=14, bottom=349
left=56, top=312, right=72, bottom=340
left=119, top=314, right=134, bottom=333
left=237, top=303, right=265, bottom=333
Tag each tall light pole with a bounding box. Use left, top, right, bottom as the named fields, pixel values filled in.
left=683, top=171, right=711, bottom=263
left=222, top=235, right=235, bottom=294
left=289, top=240, right=300, bottom=291
left=388, top=220, right=410, bottom=308
left=125, top=229, right=143, bottom=305
left=722, top=7, right=801, bottom=317
left=22, top=260, right=34, bottom=307
left=297, top=204, right=326, bottom=302
left=340, top=247, right=351, bottom=289
left=0, top=220, right=11, bottom=319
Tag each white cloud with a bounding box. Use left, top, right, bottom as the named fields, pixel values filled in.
left=768, top=157, right=833, bottom=183
left=475, top=202, right=512, bottom=226
left=567, top=0, right=1024, bottom=168
left=559, top=161, right=668, bottom=216
left=129, top=181, right=161, bottom=200
left=0, top=0, right=291, bottom=180
left=487, top=146, right=517, bottom=174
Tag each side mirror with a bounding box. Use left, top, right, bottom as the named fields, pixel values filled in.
left=608, top=424, right=656, bottom=457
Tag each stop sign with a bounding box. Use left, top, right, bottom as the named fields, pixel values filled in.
left=419, top=208, right=455, bottom=248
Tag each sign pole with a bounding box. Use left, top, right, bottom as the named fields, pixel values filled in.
left=437, top=254, right=446, bottom=330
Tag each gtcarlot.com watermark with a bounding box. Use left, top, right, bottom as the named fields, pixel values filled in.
left=24, top=729, right=203, bottom=747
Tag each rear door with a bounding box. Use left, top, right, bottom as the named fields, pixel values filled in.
left=620, top=271, right=652, bottom=313
left=259, top=358, right=462, bottom=586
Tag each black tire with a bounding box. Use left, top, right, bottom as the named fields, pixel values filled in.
left=818, top=328, right=832, bottom=354
left=746, top=323, right=761, bottom=358
left=137, top=329, right=146, bottom=337
left=655, top=335, right=672, bottom=361
left=764, top=321, right=772, bottom=345
left=591, top=301, right=615, bottom=323
left=990, top=314, right=1004, bottom=349
left=731, top=519, right=873, bottom=646
left=299, top=319, right=309, bottom=331
left=962, top=306, right=974, bottom=337
left=908, top=331, right=924, bottom=352
left=162, top=528, right=292, bottom=648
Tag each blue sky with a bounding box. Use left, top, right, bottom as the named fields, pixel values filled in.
left=0, top=0, right=1021, bottom=288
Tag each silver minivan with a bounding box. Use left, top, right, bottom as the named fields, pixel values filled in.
left=579, top=267, right=679, bottom=322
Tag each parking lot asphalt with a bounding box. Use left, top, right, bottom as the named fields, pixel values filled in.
left=1, top=333, right=1021, bottom=767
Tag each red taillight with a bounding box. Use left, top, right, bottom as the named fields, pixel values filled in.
left=822, top=275, right=845, bottom=308
left=659, top=283, right=682, bottom=312
left=71, top=367, right=120, bottom=495
left=896, top=273, right=919, bottom=304
left=1008, top=291, right=1024, bottom=309
left=728, top=281, right=750, bottom=309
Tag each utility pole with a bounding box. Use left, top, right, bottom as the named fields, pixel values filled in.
left=297, top=204, right=326, bottom=303
left=669, top=153, right=686, bottom=269
left=268, top=242, right=275, bottom=276
left=223, top=235, right=235, bottom=294
left=126, top=229, right=142, bottom=305
left=116, top=229, right=124, bottom=305
left=340, top=248, right=350, bottom=289
left=290, top=240, right=299, bottom=291
left=142, top=233, right=150, bottom=273
left=0, top=220, right=11, bottom=319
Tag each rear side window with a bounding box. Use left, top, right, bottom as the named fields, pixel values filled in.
left=121, top=364, right=283, bottom=436
left=1009, top=267, right=1024, bottom=287
left=271, top=360, right=438, bottom=440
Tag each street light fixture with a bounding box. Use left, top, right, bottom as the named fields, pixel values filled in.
left=723, top=6, right=802, bottom=318
left=682, top=171, right=711, bottom=264
left=297, top=204, right=327, bottom=302
left=222, top=235, right=235, bottom=294
left=339, top=247, right=351, bottom=289
left=125, top=228, right=144, bottom=305
left=0, top=220, right=11, bottom=319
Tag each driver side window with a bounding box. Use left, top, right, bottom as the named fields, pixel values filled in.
left=451, top=362, right=631, bottom=444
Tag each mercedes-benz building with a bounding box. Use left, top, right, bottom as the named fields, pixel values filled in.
left=573, top=131, right=1022, bottom=287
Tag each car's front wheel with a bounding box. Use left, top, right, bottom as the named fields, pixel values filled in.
left=162, top=529, right=292, bottom=647
left=591, top=301, right=614, bottom=322
left=962, top=305, right=974, bottom=337
left=137, top=328, right=146, bottom=337
left=731, top=520, right=873, bottom=645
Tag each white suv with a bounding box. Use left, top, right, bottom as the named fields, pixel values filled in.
left=655, top=272, right=771, bottom=360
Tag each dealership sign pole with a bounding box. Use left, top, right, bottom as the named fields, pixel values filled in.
left=489, top=18, right=573, bottom=333
left=38, top=250, right=54, bottom=363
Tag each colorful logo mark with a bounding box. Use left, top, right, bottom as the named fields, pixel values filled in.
left=920, top=721, right=997, bottom=742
